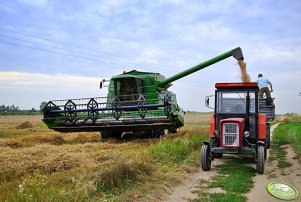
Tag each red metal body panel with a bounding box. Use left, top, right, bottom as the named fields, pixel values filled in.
left=215, top=82, right=258, bottom=89
left=258, top=114, right=266, bottom=140
left=209, top=114, right=215, bottom=138
left=220, top=118, right=245, bottom=148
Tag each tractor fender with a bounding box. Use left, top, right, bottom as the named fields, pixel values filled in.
left=209, top=114, right=215, bottom=138
left=203, top=141, right=210, bottom=145
left=258, top=114, right=267, bottom=139
left=257, top=141, right=265, bottom=146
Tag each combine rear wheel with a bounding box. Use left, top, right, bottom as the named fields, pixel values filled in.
left=256, top=145, right=265, bottom=174
left=201, top=144, right=211, bottom=171
left=148, top=129, right=164, bottom=138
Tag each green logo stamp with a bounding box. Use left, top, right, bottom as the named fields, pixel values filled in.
left=267, top=182, right=298, bottom=200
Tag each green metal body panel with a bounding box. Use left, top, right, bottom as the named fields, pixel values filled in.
left=42, top=47, right=243, bottom=135
left=158, top=47, right=243, bottom=88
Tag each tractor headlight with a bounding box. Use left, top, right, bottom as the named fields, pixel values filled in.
left=214, top=130, right=219, bottom=137
left=244, top=131, right=250, bottom=138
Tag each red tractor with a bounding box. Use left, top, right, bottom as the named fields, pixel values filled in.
left=201, top=82, right=275, bottom=174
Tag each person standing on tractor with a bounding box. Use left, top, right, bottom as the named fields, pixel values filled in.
left=256, top=74, right=273, bottom=98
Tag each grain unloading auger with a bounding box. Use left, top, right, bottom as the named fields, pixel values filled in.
left=43, top=47, right=244, bottom=138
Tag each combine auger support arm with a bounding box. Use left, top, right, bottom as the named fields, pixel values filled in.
left=158, top=47, right=243, bottom=88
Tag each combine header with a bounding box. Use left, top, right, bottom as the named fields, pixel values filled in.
left=43, top=47, right=244, bottom=138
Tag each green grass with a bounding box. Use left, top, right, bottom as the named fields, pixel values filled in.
left=209, top=157, right=255, bottom=193
left=149, top=133, right=206, bottom=165
left=272, top=114, right=301, bottom=167
left=194, top=191, right=247, bottom=202
left=194, top=156, right=255, bottom=202
left=270, top=144, right=292, bottom=169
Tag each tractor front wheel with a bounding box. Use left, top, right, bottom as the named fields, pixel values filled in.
left=201, top=144, right=211, bottom=171
left=256, top=145, right=265, bottom=174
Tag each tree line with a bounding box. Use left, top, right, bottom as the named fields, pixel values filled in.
left=0, top=104, right=38, bottom=112
left=0, top=102, right=48, bottom=115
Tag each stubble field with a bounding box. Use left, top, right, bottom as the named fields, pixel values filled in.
left=0, top=112, right=211, bottom=201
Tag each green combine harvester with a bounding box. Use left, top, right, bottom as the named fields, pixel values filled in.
left=43, top=47, right=244, bottom=138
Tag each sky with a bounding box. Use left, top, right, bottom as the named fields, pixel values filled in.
left=0, top=0, right=300, bottom=114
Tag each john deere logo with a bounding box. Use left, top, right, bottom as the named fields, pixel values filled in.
left=267, top=182, right=298, bottom=200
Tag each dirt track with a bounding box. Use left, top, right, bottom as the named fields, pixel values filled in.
left=246, top=123, right=301, bottom=201
left=164, top=123, right=301, bottom=202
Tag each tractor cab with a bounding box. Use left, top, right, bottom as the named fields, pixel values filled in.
left=202, top=82, right=275, bottom=174
left=213, top=83, right=259, bottom=142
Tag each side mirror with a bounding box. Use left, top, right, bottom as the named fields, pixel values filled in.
left=205, top=97, right=210, bottom=107
left=100, top=79, right=106, bottom=89
left=205, top=95, right=214, bottom=109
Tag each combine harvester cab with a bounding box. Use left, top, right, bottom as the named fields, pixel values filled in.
left=43, top=47, right=245, bottom=139
left=201, top=82, right=275, bottom=174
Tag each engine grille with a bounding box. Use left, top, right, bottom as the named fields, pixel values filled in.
left=222, top=123, right=239, bottom=147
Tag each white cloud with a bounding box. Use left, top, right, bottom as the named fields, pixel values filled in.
left=139, top=47, right=168, bottom=64
left=17, top=0, right=48, bottom=6
left=249, top=43, right=301, bottom=63
left=0, top=71, right=107, bottom=109
left=96, top=0, right=125, bottom=16
left=0, top=71, right=101, bottom=87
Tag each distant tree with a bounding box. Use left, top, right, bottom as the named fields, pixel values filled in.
left=0, top=105, right=5, bottom=112
left=40, top=101, right=48, bottom=111
left=31, top=108, right=36, bottom=112
left=0, top=104, right=22, bottom=113
left=9, top=104, right=20, bottom=112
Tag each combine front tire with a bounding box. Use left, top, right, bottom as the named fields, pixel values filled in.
left=201, top=144, right=211, bottom=171
left=100, top=131, right=122, bottom=139
left=256, top=145, right=265, bottom=174
left=100, top=131, right=111, bottom=139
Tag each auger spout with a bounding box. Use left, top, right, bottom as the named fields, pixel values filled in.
left=158, top=47, right=244, bottom=88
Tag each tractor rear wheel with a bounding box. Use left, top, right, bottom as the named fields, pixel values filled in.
left=256, top=145, right=265, bottom=174
left=201, top=144, right=211, bottom=171
left=266, top=124, right=271, bottom=149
